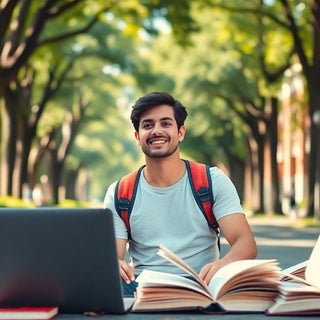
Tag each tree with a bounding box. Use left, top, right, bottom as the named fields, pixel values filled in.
left=137, top=2, right=287, bottom=213
left=205, top=0, right=319, bottom=216
left=0, top=0, right=197, bottom=202
left=277, top=0, right=320, bottom=217
left=0, top=0, right=112, bottom=197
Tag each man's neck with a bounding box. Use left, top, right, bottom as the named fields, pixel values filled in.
left=143, top=156, right=186, bottom=187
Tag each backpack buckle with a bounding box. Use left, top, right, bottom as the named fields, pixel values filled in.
left=197, top=187, right=211, bottom=202
left=118, top=198, right=130, bottom=210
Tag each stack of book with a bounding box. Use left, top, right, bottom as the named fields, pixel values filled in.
left=130, top=236, right=320, bottom=316
left=266, top=235, right=320, bottom=315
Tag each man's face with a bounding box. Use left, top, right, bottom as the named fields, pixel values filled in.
left=135, top=104, right=185, bottom=159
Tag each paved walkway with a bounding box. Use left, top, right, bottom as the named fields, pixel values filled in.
left=220, top=216, right=320, bottom=269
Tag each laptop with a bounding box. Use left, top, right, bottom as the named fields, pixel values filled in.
left=0, top=207, right=132, bottom=314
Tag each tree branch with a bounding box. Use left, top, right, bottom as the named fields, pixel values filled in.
left=0, top=0, right=56, bottom=70
left=206, top=1, right=289, bottom=28
left=243, top=100, right=265, bottom=120
left=312, top=0, right=320, bottom=69
left=31, top=59, right=75, bottom=129
left=7, top=0, right=32, bottom=56
left=0, top=0, right=19, bottom=44
left=57, top=91, right=88, bottom=163
left=38, top=9, right=105, bottom=47
left=37, top=12, right=101, bottom=47
left=37, top=3, right=117, bottom=47
left=208, top=0, right=311, bottom=76
left=47, top=0, right=82, bottom=18
left=279, top=0, right=310, bottom=72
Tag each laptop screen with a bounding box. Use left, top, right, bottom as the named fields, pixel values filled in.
left=0, top=207, right=126, bottom=313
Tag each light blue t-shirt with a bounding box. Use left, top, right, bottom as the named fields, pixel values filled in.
left=103, top=166, right=244, bottom=276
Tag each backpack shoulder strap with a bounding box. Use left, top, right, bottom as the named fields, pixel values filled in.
left=114, top=165, right=145, bottom=238
left=184, top=159, right=218, bottom=229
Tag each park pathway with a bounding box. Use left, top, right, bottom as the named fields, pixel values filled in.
left=227, top=216, right=320, bottom=269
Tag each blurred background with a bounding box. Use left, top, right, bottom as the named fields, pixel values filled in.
left=0, top=0, right=319, bottom=223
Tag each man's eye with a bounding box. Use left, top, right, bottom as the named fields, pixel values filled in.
left=143, top=123, right=152, bottom=129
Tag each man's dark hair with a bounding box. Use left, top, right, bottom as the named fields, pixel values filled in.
left=130, top=92, right=188, bottom=131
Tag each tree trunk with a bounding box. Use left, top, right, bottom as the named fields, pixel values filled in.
left=248, top=118, right=266, bottom=213
left=46, top=148, right=62, bottom=205
left=244, top=133, right=260, bottom=212
left=306, top=70, right=320, bottom=218
left=227, top=153, right=245, bottom=202
left=1, top=88, right=19, bottom=196
left=267, top=97, right=282, bottom=214
left=65, top=169, right=78, bottom=200
left=257, top=133, right=265, bottom=213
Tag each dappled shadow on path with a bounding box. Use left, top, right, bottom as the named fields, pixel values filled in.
left=251, top=224, right=319, bottom=241
left=220, top=224, right=320, bottom=269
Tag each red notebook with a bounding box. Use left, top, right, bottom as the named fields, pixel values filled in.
left=0, top=307, right=58, bottom=320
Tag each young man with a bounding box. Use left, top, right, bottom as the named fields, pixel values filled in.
left=104, top=92, right=257, bottom=296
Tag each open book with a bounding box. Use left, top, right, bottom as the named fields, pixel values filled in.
left=280, top=259, right=307, bottom=281
left=131, top=245, right=281, bottom=313
left=266, top=235, right=320, bottom=315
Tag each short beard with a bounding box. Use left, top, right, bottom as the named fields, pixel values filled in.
left=141, top=143, right=179, bottom=159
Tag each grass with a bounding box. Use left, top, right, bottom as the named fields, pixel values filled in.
left=288, top=217, right=320, bottom=228
left=0, top=196, right=34, bottom=208
left=0, top=196, right=95, bottom=208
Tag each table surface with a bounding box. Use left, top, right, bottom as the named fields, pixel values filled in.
left=56, top=311, right=320, bottom=320
left=42, top=220, right=320, bottom=320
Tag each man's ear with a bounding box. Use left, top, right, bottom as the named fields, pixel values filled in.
left=178, top=126, right=186, bottom=142
left=134, top=131, right=141, bottom=145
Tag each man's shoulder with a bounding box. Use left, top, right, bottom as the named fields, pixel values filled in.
left=119, top=165, right=145, bottom=180
left=106, top=180, right=118, bottom=196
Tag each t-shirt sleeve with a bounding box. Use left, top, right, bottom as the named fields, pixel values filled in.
left=210, top=167, right=244, bottom=221
left=103, top=181, right=128, bottom=240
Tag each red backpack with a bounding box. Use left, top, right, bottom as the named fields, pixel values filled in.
left=114, top=160, right=219, bottom=240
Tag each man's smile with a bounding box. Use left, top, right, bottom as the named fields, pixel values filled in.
left=147, top=136, right=169, bottom=145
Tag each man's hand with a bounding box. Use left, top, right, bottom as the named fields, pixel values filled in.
left=119, top=259, right=135, bottom=284
left=200, top=213, right=257, bottom=285
left=116, top=238, right=135, bottom=283
left=199, top=259, right=225, bottom=285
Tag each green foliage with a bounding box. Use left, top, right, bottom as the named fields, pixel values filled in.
left=0, top=196, right=33, bottom=208
left=0, top=196, right=92, bottom=208
left=137, top=3, right=250, bottom=166
left=25, top=5, right=145, bottom=200
left=139, top=0, right=199, bottom=45
left=57, top=199, right=93, bottom=208
left=0, top=0, right=315, bottom=206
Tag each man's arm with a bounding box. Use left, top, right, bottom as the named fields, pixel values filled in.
left=199, top=213, right=257, bottom=284
left=116, top=238, right=135, bottom=284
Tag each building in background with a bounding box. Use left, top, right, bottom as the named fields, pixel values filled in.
left=277, top=63, right=308, bottom=217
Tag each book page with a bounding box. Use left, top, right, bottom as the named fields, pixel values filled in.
left=208, top=259, right=279, bottom=299
left=279, top=281, right=320, bottom=295
left=136, top=269, right=213, bottom=299
left=305, top=235, right=320, bottom=289
left=281, top=260, right=308, bottom=276
left=281, top=260, right=307, bottom=281
left=157, top=244, right=211, bottom=296
left=280, top=273, right=312, bottom=286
